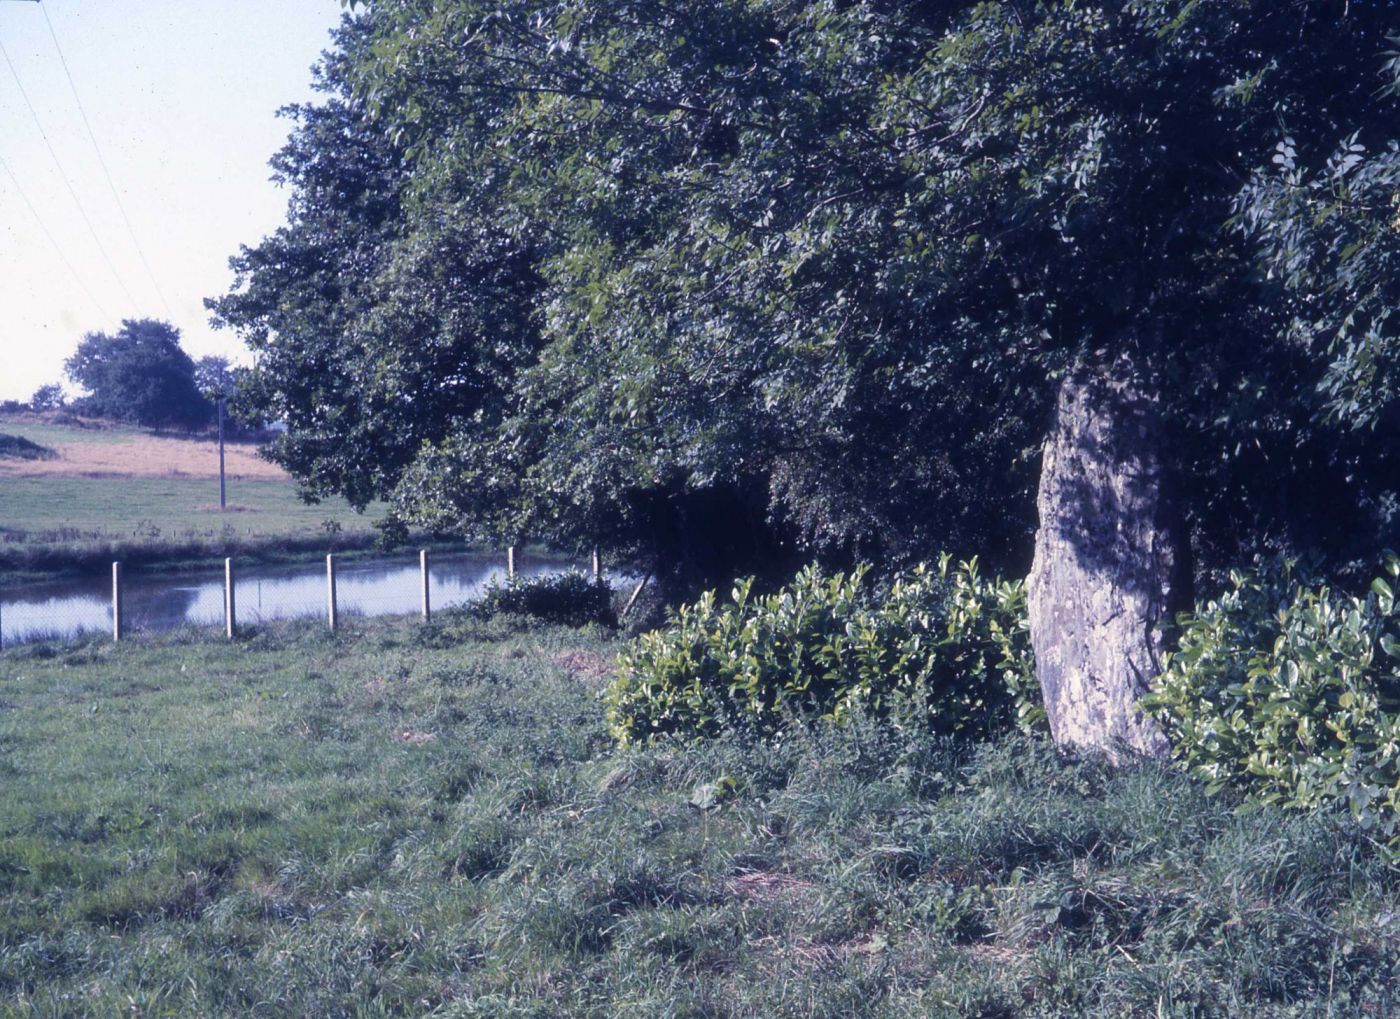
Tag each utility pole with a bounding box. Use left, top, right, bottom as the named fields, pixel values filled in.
left=199, top=359, right=235, bottom=512
left=217, top=396, right=226, bottom=511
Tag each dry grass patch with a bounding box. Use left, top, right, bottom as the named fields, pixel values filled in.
left=727, top=870, right=815, bottom=904
left=552, top=649, right=616, bottom=684
left=0, top=431, right=286, bottom=481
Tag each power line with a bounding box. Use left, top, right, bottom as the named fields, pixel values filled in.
left=38, top=1, right=173, bottom=319
left=0, top=147, right=111, bottom=320
left=0, top=32, right=141, bottom=311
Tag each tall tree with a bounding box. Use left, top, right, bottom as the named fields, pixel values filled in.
left=218, top=0, right=1400, bottom=755
left=64, top=319, right=211, bottom=431
left=211, top=16, right=545, bottom=513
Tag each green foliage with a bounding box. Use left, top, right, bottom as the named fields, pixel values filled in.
left=208, top=15, right=539, bottom=515
left=26, top=383, right=64, bottom=412
left=371, top=514, right=410, bottom=550
left=194, top=354, right=237, bottom=399
left=1144, top=556, right=1400, bottom=852
left=0, top=433, right=56, bottom=462
left=1239, top=130, right=1400, bottom=432
left=471, top=570, right=616, bottom=627
left=217, top=1, right=1400, bottom=586
left=64, top=319, right=212, bottom=431
left=606, top=558, right=1037, bottom=746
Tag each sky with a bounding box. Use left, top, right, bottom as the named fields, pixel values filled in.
left=0, top=0, right=345, bottom=402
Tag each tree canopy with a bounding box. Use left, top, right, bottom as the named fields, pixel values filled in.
left=65, top=319, right=211, bottom=431
left=195, top=356, right=238, bottom=399
left=27, top=384, right=64, bottom=413
left=213, top=0, right=1400, bottom=591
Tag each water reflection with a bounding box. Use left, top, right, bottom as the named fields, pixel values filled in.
left=0, top=553, right=592, bottom=645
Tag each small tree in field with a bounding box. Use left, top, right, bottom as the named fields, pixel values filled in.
left=27, top=384, right=65, bottom=412
left=65, top=319, right=212, bottom=431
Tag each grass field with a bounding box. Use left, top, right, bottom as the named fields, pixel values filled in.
left=0, top=476, right=372, bottom=543
left=0, top=413, right=380, bottom=578
left=0, top=416, right=286, bottom=475
left=1, top=614, right=1397, bottom=1017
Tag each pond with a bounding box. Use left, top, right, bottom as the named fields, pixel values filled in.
left=0, top=551, right=600, bottom=646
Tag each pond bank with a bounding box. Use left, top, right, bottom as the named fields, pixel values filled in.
left=0, top=530, right=389, bottom=590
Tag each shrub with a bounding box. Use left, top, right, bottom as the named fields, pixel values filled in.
left=0, top=432, right=56, bottom=461
left=605, top=557, right=1039, bottom=746
left=471, top=570, right=615, bottom=627
left=1142, top=555, right=1400, bottom=851
left=372, top=515, right=410, bottom=550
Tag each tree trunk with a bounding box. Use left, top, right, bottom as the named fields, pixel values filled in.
left=1026, top=359, right=1182, bottom=760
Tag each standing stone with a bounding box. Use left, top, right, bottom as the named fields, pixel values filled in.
left=1027, top=360, right=1181, bottom=760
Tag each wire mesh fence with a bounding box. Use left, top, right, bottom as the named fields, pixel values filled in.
left=0, top=548, right=608, bottom=649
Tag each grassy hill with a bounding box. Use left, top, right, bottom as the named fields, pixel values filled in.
left=0, top=412, right=380, bottom=578
left=0, top=614, right=1396, bottom=1017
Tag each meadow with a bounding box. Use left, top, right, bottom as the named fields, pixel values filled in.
left=0, top=612, right=1397, bottom=1017
left=0, top=414, right=379, bottom=579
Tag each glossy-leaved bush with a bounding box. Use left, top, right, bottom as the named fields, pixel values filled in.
left=1143, top=556, right=1400, bottom=850
left=605, top=558, right=1039, bottom=746
left=470, top=571, right=615, bottom=628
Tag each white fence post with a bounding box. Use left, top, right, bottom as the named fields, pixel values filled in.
left=420, top=549, right=431, bottom=623
left=112, top=561, right=123, bottom=642
left=326, top=554, right=339, bottom=633
left=224, top=558, right=236, bottom=639
left=592, top=547, right=602, bottom=582
left=508, top=545, right=517, bottom=579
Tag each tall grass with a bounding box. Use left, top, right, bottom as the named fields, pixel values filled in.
left=0, top=615, right=1396, bottom=1016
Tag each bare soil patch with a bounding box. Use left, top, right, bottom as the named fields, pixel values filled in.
left=552, top=649, right=616, bottom=685
left=726, top=870, right=815, bottom=903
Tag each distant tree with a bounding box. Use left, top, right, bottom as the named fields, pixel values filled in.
left=195, top=353, right=261, bottom=442
left=64, top=319, right=212, bottom=431
left=27, top=384, right=65, bottom=412
left=195, top=355, right=237, bottom=398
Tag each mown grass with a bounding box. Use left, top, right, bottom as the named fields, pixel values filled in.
left=0, top=413, right=382, bottom=581
left=0, top=476, right=381, bottom=583
left=0, top=418, right=145, bottom=449
left=0, top=476, right=374, bottom=546
left=0, top=473, right=383, bottom=585
left=0, top=616, right=1398, bottom=1017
